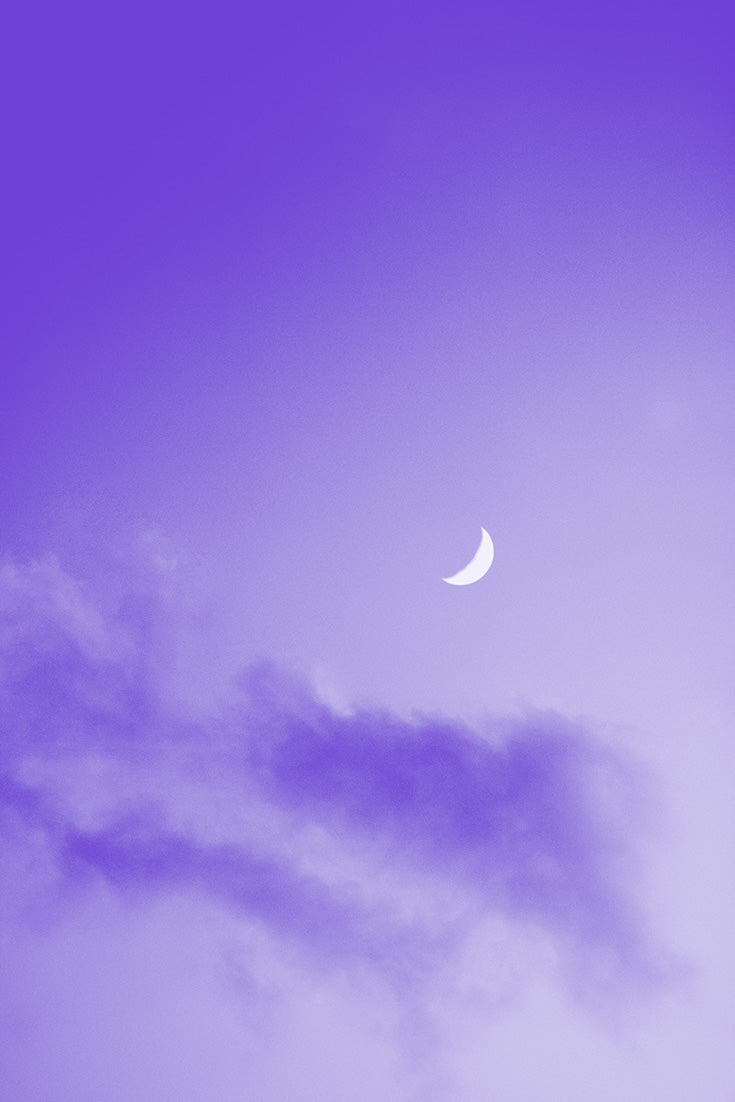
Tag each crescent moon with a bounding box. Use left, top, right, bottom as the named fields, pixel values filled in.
left=442, top=528, right=494, bottom=585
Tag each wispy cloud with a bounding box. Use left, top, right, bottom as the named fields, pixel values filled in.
left=0, top=554, right=669, bottom=1013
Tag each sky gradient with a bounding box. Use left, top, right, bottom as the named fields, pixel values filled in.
left=2, top=2, right=734, bottom=1099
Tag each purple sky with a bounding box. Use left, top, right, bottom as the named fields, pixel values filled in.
left=2, top=2, right=734, bottom=1099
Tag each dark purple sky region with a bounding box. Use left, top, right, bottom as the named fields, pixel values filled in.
left=2, top=2, right=734, bottom=1098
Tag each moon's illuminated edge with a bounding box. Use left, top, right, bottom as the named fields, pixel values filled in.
left=442, top=527, right=494, bottom=585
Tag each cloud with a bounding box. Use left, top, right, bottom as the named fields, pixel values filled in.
left=238, top=661, right=662, bottom=996
left=0, top=553, right=669, bottom=1014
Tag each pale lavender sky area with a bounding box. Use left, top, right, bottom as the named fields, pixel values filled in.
left=2, top=3, right=734, bottom=1099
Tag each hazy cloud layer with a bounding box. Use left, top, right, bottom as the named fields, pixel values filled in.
left=0, top=555, right=667, bottom=1009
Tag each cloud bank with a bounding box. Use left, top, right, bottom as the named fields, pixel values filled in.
left=0, top=554, right=668, bottom=1025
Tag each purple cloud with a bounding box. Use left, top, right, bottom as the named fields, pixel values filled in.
left=0, top=555, right=668, bottom=1007
left=240, top=662, right=660, bottom=993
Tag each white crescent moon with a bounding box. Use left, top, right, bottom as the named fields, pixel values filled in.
left=442, top=528, right=494, bottom=585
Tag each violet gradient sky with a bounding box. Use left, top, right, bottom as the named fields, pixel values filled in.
left=2, top=3, right=735, bottom=1100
